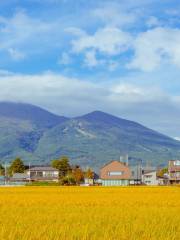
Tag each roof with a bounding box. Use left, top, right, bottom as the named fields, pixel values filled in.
left=100, top=160, right=131, bottom=180
left=100, top=160, right=127, bottom=169
left=143, top=170, right=157, bottom=174
left=29, top=166, right=58, bottom=171
left=12, top=173, right=29, bottom=179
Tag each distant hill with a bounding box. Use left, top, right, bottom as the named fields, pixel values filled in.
left=0, top=102, right=180, bottom=169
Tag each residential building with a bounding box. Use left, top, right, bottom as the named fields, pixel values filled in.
left=100, top=160, right=131, bottom=186
left=27, top=166, right=59, bottom=182
left=168, top=160, right=180, bottom=184
left=142, top=170, right=158, bottom=185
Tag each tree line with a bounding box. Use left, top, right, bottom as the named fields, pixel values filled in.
left=0, top=156, right=94, bottom=185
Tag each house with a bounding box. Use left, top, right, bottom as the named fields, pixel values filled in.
left=27, top=166, right=59, bottom=182
left=168, top=160, right=180, bottom=184
left=100, top=160, right=131, bottom=186
left=142, top=170, right=158, bottom=185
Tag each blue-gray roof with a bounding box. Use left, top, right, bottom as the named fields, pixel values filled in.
left=29, top=166, right=58, bottom=171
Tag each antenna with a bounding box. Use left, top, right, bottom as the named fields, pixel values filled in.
left=125, top=154, right=129, bottom=166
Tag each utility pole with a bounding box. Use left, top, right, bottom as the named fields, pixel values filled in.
left=136, top=160, right=138, bottom=185
left=29, top=162, right=31, bottom=183
left=168, top=161, right=171, bottom=185
left=4, top=162, right=7, bottom=185
left=140, top=159, right=143, bottom=185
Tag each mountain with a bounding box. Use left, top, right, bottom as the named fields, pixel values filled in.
left=0, top=103, right=180, bottom=169
left=36, top=111, right=180, bottom=168
left=0, top=102, right=67, bottom=128
left=0, top=102, right=68, bottom=162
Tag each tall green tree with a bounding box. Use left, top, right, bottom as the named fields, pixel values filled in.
left=59, top=173, right=76, bottom=186
left=9, top=157, right=25, bottom=175
left=51, top=156, right=71, bottom=179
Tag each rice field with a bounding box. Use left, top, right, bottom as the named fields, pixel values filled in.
left=0, top=186, right=179, bottom=240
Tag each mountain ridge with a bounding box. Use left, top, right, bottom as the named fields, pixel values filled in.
left=0, top=102, right=179, bottom=168
left=0, top=102, right=68, bottom=128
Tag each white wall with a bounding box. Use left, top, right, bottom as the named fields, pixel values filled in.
left=142, top=171, right=158, bottom=185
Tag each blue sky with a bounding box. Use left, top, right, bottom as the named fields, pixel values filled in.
left=0, top=0, right=180, bottom=137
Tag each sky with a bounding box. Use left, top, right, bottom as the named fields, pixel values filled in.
left=0, top=0, right=180, bottom=137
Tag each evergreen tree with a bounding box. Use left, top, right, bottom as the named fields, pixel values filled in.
left=9, top=157, right=25, bottom=175
left=51, top=156, right=71, bottom=179
left=0, top=164, right=5, bottom=176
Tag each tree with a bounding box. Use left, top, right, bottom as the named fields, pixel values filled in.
left=51, top=156, right=71, bottom=179
left=84, top=168, right=94, bottom=179
left=0, top=164, right=5, bottom=176
left=9, top=157, right=25, bottom=175
left=157, top=167, right=168, bottom=178
left=60, top=173, right=76, bottom=186
left=72, top=166, right=84, bottom=185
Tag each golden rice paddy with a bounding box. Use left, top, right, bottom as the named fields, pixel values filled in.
left=0, top=186, right=179, bottom=240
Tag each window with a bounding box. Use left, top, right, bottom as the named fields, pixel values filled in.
left=174, top=160, right=180, bottom=166
left=44, top=171, right=54, bottom=177
left=30, top=171, right=43, bottom=177
left=145, top=175, right=152, bottom=178
left=108, top=171, right=123, bottom=176
left=36, top=172, right=43, bottom=177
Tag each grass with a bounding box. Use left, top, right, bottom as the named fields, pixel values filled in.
left=0, top=186, right=179, bottom=240
left=26, top=181, right=60, bottom=186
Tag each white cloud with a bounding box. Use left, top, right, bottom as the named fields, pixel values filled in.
left=0, top=10, right=52, bottom=48
left=66, top=27, right=85, bottom=37
left=174, top=137, right=180, bottom=141
left=146, top=16, right=160, bottom=28
left=70, top=27, right=132, bottom=56
left=92, top=3, right=137, bottom=27
left=58, top=52, right=71, bottom=65
left=0, top=10, right=65, bottom=58
left=84, top=50, right=103, bottom=67
left=108, top=61, right=119, bottom=71
left=110, top=83, right=168, bottom=104
left=8, top=48, right=25, bottom=61
left=67, top=18, right=180, bottom=72
left=128, top=27, right=180, bottom=71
